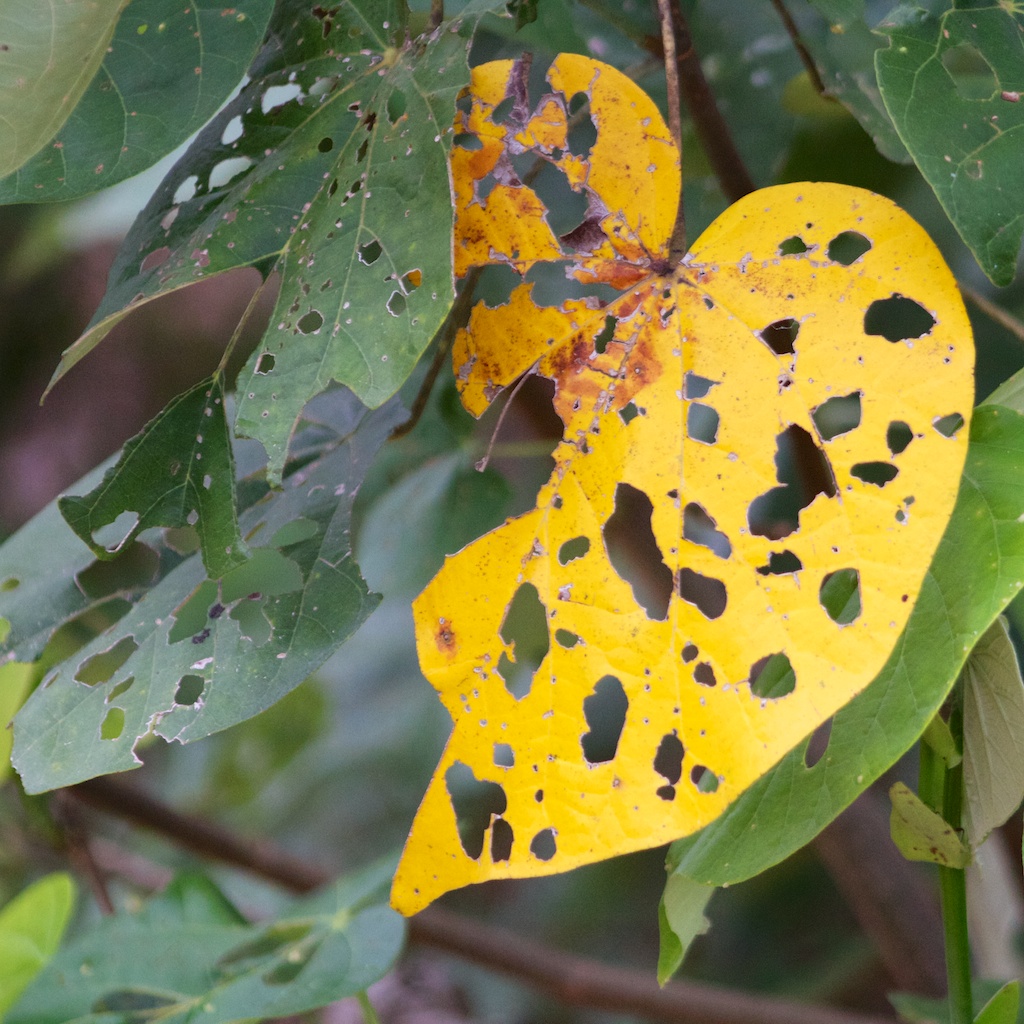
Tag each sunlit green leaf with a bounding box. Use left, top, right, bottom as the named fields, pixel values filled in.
left=0, top=0, right=274, bottom=203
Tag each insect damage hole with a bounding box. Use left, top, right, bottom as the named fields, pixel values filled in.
left=820, top=568, right=862, bottom=625
left=255, top=352, right=276, bottom=374
left=75, top=636, right=139, bottom=686
left=864, top=295, right=936, bottom=342
left=491, top=818, right=514, bottom=862
left=654, top=731, right=685, bottom=801
left=750, top=652, right=796, bottom=699
left=693, top=662, right=716, bottom=687
left=826, top=231, right=871, bottom=265
left=748, top=425, right=837, bottom=539
left=759, top=317, right=799, bottom=355
left=683, top=502, right=732, bottom=559
left=677, top=568, right=727, bottom=619
left=603, top=483, right=673, bottom=620
left=687, top=403, right=719, bottom=444
left=296, top=310, right=324, bottom=334
left=811, top=392, right=862, bottom=441
left=497, top=582, right=550, bottom=699
left=100, top=707, right=125, bottom=741
left=778, top=236, right=809, bottom=255
left=851, top=461, right=898, bottom=486
left=941, top=42, right=999, bottom=101
left=445, top=761, right=507, bottom=860
left=580, top=675, right=628, bottom=764
left=887, top=420, right=914, bottom=455
left=933, top=413, right=964, bottom=438
left=756, top=550, right=803, bottom=576
left=358, top=238, right=382, bottom=265
left=493, top=742, right=514, bottom=767
left=558, top=535, right=590, bottom=564
left=690, top=764, right=719, bottom=793
left=530, top=827, right=557, bottom=861
left=174, top=674, right=205, bottom=706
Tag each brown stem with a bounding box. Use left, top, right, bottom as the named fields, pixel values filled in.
left=428, top=0, right=443, bottom=31
left=68, top=777, right=896, bottom=1024
left=962, top=283, right=1024, bottom=347
left=665, top=3, right=756, bottom=204
left=656, top=0, right=686, bottom=260
left=50, top=791, right=115, bottom=915
left=771, top=0, right=828, bottom=97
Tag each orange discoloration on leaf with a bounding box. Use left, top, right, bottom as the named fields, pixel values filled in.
left=391, top=56, right=975, bottom=915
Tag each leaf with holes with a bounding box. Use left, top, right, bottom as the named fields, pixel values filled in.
left=49, top=1, right=506, bottom=480
left=876, top=3, right=1024, bottom=286
left=58, top=374, right=247, bottom=580
left=0, top=0, right=274, bottom=203
left=7, top=863, right=403, bottom=1024
left=390, top=55, right=974, bottom=914
left=10, top=391, right=402, bottom=793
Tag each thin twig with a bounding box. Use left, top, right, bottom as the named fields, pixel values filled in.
left=68, top=777, right=897, bottom=1024
left=428, top=0, right=443, bottom=31
left=962, top=283, right=1024, bottom=347
left=50, top=791, right=115, bottom=915
left=475, top=361, right=539, bottom=472
left=771, top=0, right=828, bottom=97
left=656, top=0, right=687, bottom=261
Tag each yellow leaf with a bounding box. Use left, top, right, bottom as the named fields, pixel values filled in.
left=391, top=55, right=974, bottom=915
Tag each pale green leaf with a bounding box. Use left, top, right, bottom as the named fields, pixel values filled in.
left=962, top=617, right=1024, bottom=847
left=0, top=0, right=127, bottom=178
left=656, top=873, right=715, bottom=987
left=975, top=981, right=1021, bottom=1024
left=0, top=662, right=33, bottom=785
left=922, top=710, right=962, bottom=768
left=889, top=781, right=971, bottom=868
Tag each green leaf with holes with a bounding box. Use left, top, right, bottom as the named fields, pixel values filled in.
left=666, top=402, right=1024, bottom=887
left=58, top=374, right=247, bottom=580
left=6, top=863, right=403, bottom=1024
left=0, top=873, right=76, bottom=1018
left=10, top=391, right=403, bottom=794
left=0, top=0, right=274, bottom=203
left=0, top=0, right=127, bottom=179
left=876, top=3, right=1024, bottom=286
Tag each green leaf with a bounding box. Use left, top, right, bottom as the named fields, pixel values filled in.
left=666, top=403, right=1024, bottom=888
left=656, top=873, right=715, bottom=987
left=58, top=374, right=247, bottom=580
left=889, top=781, right=971, bottom=868
left=0, top=0, right=127, bottom=179
left=7, top=863, right=404, bottom=1024
left=975, top=981, right=1021, bottom=1024
left=922, top=709, right=962, bottom=768
left=9, top=391, right=404, bottom=794
left=0, top=873, right=76, bottom=1017
left=962, top=617, right=1024, bottom=847
left=798, top=0, right=911, bottom=162
left=891, top=979, right=1024, bottom=1024
left=0, top=662, right=33, bottom=785
left=876, top=4, right=1024, bottom=285
left=0, top=0, right=274, bottom=203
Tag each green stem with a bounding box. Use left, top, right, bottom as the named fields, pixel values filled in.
left=357, top=990, right=382, bottom=1024
left=920, top=696, right=973, bottom=1024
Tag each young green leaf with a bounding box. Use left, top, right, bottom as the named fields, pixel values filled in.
left=58, top=374, right=247, bottom=580
left=889, top=781, right=970, bottom=868
left=962, top=617, right=1024, bottom=848
left=656, top=873, right=715, bottom=987
left=974, top=981, right=1021, bottom=1024
left=0, top=873, right=76, bottom=1017
left=668, top=403, right=1024, bottom=888
left=0, top=662, right=33, bottom=785
left=6, top=863, right=403, bottom=1024
left=0, top=0, right=125, bottom=179
left=890, top=979, right=1024, bottom=1024
left=10, top=392, right=404, bottom=794
left=0, top=0, right=274, bottom=203
left=876, top=4, right=1024, bottom=285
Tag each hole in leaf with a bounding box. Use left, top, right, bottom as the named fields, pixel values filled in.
left=826, top=231, right=871, bottom=265
left=493, top=742, right=514, bottom=767
left=76, top=542, right=159, bottom=599
left=75, top=637, right=139, bottom=686
left=386, top=88, right=407, bottom=123
left=491, top=819, right=514, bottom=862
left=174, top=674, right=205, bottom=706
left=401, top=268, right=422, bottom=292
left=941, top=42, right=998, bottom=100
left=515, top=157, right=588, bottom=239
left=296, top=310, right=324, bottom=334
left=864, top=295, right=935, bottom=341
left=256, top=352, right=276, bottom=374
left=566, top=93, right=597, bottom=157
left=358, top=239, right=382, bottom=265
left=100, top=706, right=125, bottom=740
left=581, top=675, right=628, bottom=764
left=530, top=827, right=557, bottom=861
left=804, top=716, right=834, bottom=768
left=687, top=403, right=719, bottom=444
left=684, top=372, right=717, bottom=399
left=756, top=550, right=803, bottom=576
left=759, top=318, right=799, bottom=355
left=812, top=391, right=862, bottom=441
left=887, top=420, right=914, bottom=455
left=555, top=628, right=580, bottom=648
left=497, top=582, right=550, bottom=699
left=93, top=990, right=177, bottom=1014
left=619, top=401, right=642, bottom=424
left=356, top=138, right=368, bottom=163
left=683, top=503, right=732, bottom=559
left=748, top=425, right=837, bottom=539
left=603, top=483, right=673, bottom=620
left=851, top=461, right=898, bottom=486
left=933, top=412, right=964, bottom=438
left=778, top=235, right=809, bottom=255
left=91, top=510, right=140, bottom=554
left=654, top=731, right=684, bottom=800
left=820, top=568, right=862, bottom=624
left=677, top=568, right=727, bottom=619
left=445, top=761, right=507, bottom=860
left=594, top=315, right=616, bottom=354
left=750, top=652, right=796, bottom=699
left=693, top=662, right=716, bottom=687
left=107, top=677, right=134, bottom=701
left=691, top=764, right=719, bottom=792
left=453, top=131, right=483, bottom=149
left=558, top=536, right=590, bottom=564
left=387, top=291, right=407, bottom=316
left=491, top=95, right=516, bottom=124
left=682, top=643, right=698, bottom=663
left=208, top=157, right=253, bottom=189
left=318, top=136, right=333, bottom=153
